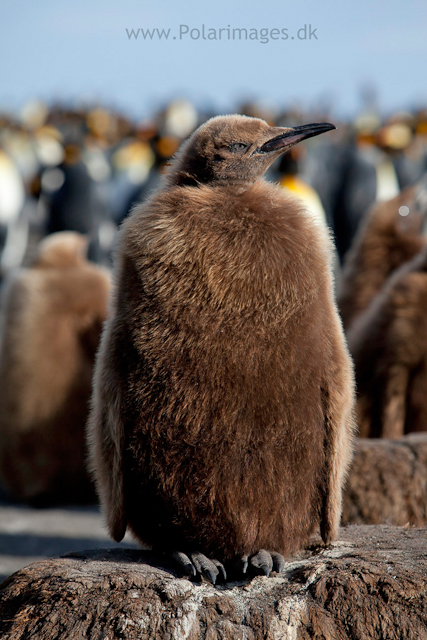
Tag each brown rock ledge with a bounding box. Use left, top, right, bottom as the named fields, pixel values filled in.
left=1, top=525, right=427, bottom=639
left=343, top=433, right=427, bottom=527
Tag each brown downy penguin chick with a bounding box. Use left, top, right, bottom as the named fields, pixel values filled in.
left=88, top=115, right=355, bottom=583
left=338, top=181, right=427, bottom=332
left=0, top=232, right=111, bottom=505
left=348, top=244, right=427, bottom=438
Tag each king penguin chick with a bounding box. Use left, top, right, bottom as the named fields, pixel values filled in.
left=348, top=243, right=427, bottom=438
left=88, top=115, right=356, bottom=583
left=0, top=231, right=111, bottom=505
left=338, top=181, right=427, bottom=332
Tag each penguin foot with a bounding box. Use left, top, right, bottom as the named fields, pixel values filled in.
left=170, top=549, right=285, bottom=583
left=171, top=550, right=227, bottom=585
left=229, top=549, right=285, bottom=578
left=248, top=549, right=285, bottom=577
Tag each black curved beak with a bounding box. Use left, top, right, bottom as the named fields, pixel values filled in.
left=259, top=122, right=336, bottom=154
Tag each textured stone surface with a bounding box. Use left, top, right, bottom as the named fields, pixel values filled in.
left=1, top=525, right=427, bottom=639
left=343, top=433, right=427, bottom=527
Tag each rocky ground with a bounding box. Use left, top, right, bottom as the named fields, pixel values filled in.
left=2, top=525, right=427, bottom=639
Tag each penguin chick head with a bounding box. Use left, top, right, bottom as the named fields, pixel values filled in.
left=34, top=231, right=89, bottom=269
left=167, top=114, right=335, bottom=187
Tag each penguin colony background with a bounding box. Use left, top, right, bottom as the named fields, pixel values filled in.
left=339, top=179, right=427, bottom=438
left=88, top=114, right=356, bottom=582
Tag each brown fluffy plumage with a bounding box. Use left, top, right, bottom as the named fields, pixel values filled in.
left=0, top=232, right=111, bottom=504
left=88, top=115, right=355, bottom=569
left=338, top=184, right=427, bottom=332
left=348, top=246, right=427, bottom=438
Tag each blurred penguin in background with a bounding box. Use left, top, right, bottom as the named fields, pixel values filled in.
left=333, top=118, right=402, bottom=263
left=117, top=100, right=199, bottom=224
left=46, top=142, right=109, bottom=263
left=348, top=244, right=427, bottom=438
left=0, top=147, right=26, bottom=276
left=0, top=232, right=110, bottom=505
left=380, top=114, right=427, bottom=189
left=338, top=179, right=427, bottom=332
left=305, top=112, right=403, bottom=264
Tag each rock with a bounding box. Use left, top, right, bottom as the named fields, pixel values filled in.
left=343, top=433, right=427, bottom=527
left=1, top=525, right=427, bottom=639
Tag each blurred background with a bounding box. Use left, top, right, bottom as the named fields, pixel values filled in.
left=0, top=0, right=427, bottom=583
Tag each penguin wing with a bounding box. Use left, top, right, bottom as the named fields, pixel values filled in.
left=87, top=315, right=127, bottom=542
left=319, top=311, right=356, bottom=545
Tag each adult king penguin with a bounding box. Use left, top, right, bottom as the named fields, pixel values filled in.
left=88, top=115, right=355, bottom=583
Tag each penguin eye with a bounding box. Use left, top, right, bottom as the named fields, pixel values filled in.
left=229, top=142, right=248, bottom=152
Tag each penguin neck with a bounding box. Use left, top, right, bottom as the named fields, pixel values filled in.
left=167, top=169, right=257, bottom=192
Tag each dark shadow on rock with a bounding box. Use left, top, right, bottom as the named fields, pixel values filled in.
left=0, top=486, right=98, bottom=508
left=0, top=533, right=137, bottom=558
left=62, top=548, right=177, bottom=573
left=61, top=547, right=248, bottom=586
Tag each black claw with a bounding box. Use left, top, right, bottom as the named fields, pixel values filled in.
left=213, top=560, right=227, bottom=581
left=259, top=563, right=271, bottom=577
left=171, top=551, right=196, bottom=577
left=241, top=556, right=248, bottom=574
left=205, top=569, right=217, bottom=585
left=229, top=555, right=248, bottom=576
left=271, top=552, right=285, bottom=574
